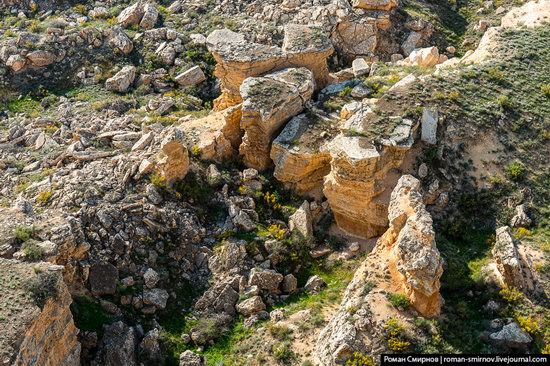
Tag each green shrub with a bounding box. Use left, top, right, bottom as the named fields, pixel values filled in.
left=505, top=161, right=525, bottom=181
left=499, top=287, right=524, bottom=303
left=14, top=225, right=34, bottom=242
left=36, top=190, right=53, bottom=205
left=387, top=293, right=410, bottom=309
left=74, top=4, right=88, bottom=15
left=541, top=84, right=550, bottom=97
left=496, top=95, right=511, bottom=109
left=345, top=352, right=375, bottom=366
left=487, top=67, right=505, bottom=82
left=267, top=324, right=293, bottom=341
left=272, top=342, right=295, bottom=363
left=22, top=241, right=44, bottom=261
left=384, top=318, right=412, bottom=352
left=516, top=316, right=539, bottom=335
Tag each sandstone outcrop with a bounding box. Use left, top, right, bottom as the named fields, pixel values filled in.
left=316, top=175, right=443, bottom=365
left=180, top=105, right=242, bottom=163
left=376, top=175, right=444, bottom=317
left=239, top=68, right=315, bottom=171
left=270, top=113, right=334, bottom=196
left=352, top=0, right=398, bottom=11
left=0, top=260, right=80, bottom=366
left=323, top=107, right=418, bottom=238
left=157, top=131, right=190, bottom=184
left=208, top=25, right=332, bottom=110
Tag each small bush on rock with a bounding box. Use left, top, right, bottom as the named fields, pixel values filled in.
left=26, top=272, right=60, bottom=308
left=387, top=293, right=410, bottom=309
left=345, top=352, right=375, bottom=366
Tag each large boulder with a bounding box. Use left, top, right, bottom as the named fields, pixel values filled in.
left=489, top=322, right=532, bottom=352
left=157, top=132, right=190, bottom=185
left=143, top=288, right=169, bottom=309
left=239, top=68, right=315, bottom=171
left=139, top=3, right=158, bottom=29
left=510, top=204, right=531, bottom=228
left=352, top=0, right=398, bottom=11
left=117, top=1, right=145, bottom=27
left=89, top=262, right=118, bottom=296
left=406, top=47, right=440, bottom=67
left=248, top=269, right=284, bottom=292
left=179, top=350, right=203, bottom=366
left=194, top=279, right=240, bottom=316
left=117, top=0, right=159, bottom=29
left=96, top=321, right=138, bottom=366
left=105, top=66, right=136, bottom=93
left=175, top=65, right=207, bottom=87
left=270, top=113, right=333, bottom=196
left=26, top=50, right=56, bottom=67
left=288, top=201, right=314, bottom=243
left=109, top=27, right=134, bottom=55
left=332, top=19, right=378, bottom=61
left=492, top=226, right=526, bottom=289
left=236, top=296, right=266, bottom=317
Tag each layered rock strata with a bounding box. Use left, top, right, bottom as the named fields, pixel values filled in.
left=270, top=113, right=335, bottom=196
left=323, top=106, right=418, bottom=238
left=207, top=25, right=333, bottom=110
left=239, top=68, right=315, bottom=171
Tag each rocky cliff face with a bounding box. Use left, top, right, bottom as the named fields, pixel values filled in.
left=0, top=259, right=80, bottom=366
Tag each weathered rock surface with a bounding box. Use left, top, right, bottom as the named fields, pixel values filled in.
left=180, top=106, right=242, bottom=163
left=270, top=113, right=333, bottom=196
left=376, top=175, right=444, bottom=317
left=352, top=0, right=398, bottom=11
left=105, top=65, right=136, bottom=93
left=95, top=321, right=138, bottom=366
left=157, top=133, right=190, bottom=185
left=0, top=260, right=80, bottom=366
left=489, top=322, right=532, bottom=352
left=239, top=68, right=315, bottom=170
left=208, top=25, right=332, bottom=110
left=405, top=47, right=441, bottom=67
left=175, top=66, right=207, bottom=87
left=89, top=262, right=119, bottom=296
left=236, top=295, right=266, bottom=316
left=289, top=201, right=314, bottom=243
left=492, top=226, right=528, bottom=290
left=323, top=109, right=417, bottom=238
left=179, top=350, right=204, bottom=366
left=510, top=204, right=531, bottom=228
